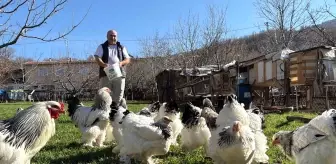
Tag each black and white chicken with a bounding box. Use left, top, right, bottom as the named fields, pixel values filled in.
left=109, top=98, right=128, bottom=153
left=0, top=101, right=65, bottom=164
left=214, top=95, right=269, bottom=163
left=201, top=98, right=218, bottom=131
left=180, top=102, right=211, bottom=153
left=272, top=109, right=336, bottom=164
left=154, top=100, right=183, bottom=146
left=66, top=87, right=112, bottom=147
left=119, top=110, right=173, bottom=164
left=138, top=101, right=161, bottom=119
left=209, top=121, right=256, bottom=164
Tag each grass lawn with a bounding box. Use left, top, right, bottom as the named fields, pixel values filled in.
left=0, top=101, right=319, bottom=164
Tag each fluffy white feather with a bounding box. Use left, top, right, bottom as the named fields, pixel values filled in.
left=216, top=96, right=250, bottom=127
left=180, top=102, right=211, bottom=154
left=66, top=87, right=112, bottom=147
left=201, top=98, right=218, bottom=131
left=109, top=105, right=127, bottom=153
left=0, top=101, right=64, bottom=164
left=272, top=109, right=336, bottom=164
left=209, top=121, right=256, bottom=164
left=216, top=95, right=269, bottom=163
left=105, top=98, right=127, bottom=144
left=119, top=110, right=173, bottom=164
left=138, top=101, right=161, bottom=119
left=154, top=101, right=183, bottom=146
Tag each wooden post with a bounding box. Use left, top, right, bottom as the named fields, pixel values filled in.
left=306, top=86, right=313, bottom=109
left=295, top=86, right=299, bottom=111
left=284, top=59, right=290, bottom=107
left=264, top=87, right=269, bottom=106
left=326, top=86, right=330, bottom=109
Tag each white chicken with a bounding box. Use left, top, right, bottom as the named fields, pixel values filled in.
left=209, top=121, right=256, bottom=164
left=272, top=109, right=336, bottom=164
left=119, top=110, right=173, bottom=164
left=0, top=101, right=65, bottom=164
left=66, top=87, right=112, bottom=147
left=154, top=100, right=183, bottom=146
left=109, top=98, right=128, bottom=153
left=138, top=101, right=161, bottom=119
left=246, top=102, right=266, bottom=129
left=180, top=102, right=211, bottom=154
left=215, top=94, right=269, bottom=163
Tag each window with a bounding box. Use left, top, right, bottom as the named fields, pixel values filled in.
left=79, top=67, right=89, bottom=75
left=55, top=68, right=64, bottom=76
left=38, top=68, right=48, bottom=76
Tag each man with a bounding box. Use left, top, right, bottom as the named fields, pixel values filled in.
left=94, top=29, right=131, bottom=104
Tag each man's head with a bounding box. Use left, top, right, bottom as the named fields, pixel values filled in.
left=107, top=30, right=118, bottom=45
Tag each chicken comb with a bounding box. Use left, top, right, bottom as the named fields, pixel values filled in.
left=59, top=102, right=65, bottom=113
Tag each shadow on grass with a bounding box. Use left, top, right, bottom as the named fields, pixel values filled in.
left=39, top=143, right=141, bottom=164
left=48, top=147, right=120, bottom=164
left=275, top=121, right=291, bottom=128
left=42, top=142, right=82, bottom=151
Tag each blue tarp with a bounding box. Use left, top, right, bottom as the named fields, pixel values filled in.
left=0, top=89, right=6, bottom=95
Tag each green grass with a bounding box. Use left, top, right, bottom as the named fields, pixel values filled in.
left=0, top=102, right=319, bottom=164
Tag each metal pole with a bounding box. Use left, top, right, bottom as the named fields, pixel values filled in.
left=236, top=59, right=239, bottom=100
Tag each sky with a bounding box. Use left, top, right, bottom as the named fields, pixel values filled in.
left=6, top=0, right=335, bottom=61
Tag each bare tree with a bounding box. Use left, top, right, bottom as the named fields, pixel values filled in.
left=125, top=58, right=147, bottom=100
left=23, top=58, right=98, bottom=101
left=307, top=0, right=336, bottom=46
left=0, top=0, right=90, bottom=49
left=137, top=32, right=173, bottom=100
left=54, top=61, right=98, bottom=95
left=255, top=0, right=311, bottom=106
left=201, top=5, right=233, bottom=68
left=173, top=11, right=201, bottom=68
left=255, top=0, right=311, bottom=50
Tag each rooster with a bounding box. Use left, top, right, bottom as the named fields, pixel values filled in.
left=66, top=87, right=112, bottom=147
left=180, top=102, right=211, bottom=154
left=272, top=109, right=336, bottom=164
left=119, top=110, right=173, bottom=164
left=0, top=101, right=65, bottom=164
left=154, top=100, right=183, bottom=146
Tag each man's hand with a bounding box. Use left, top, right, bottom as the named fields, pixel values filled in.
left=119, top=58, right=130, bottom=67
left=94, top=55, right=109, bottom=68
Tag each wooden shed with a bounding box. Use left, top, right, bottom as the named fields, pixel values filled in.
left=288, top=46, right=336, bottom=109
left=289, top=46, right=336, bottom=86
left=246, top=49, right=293, bottom=88
left=155, top=61, right=237, bottom=110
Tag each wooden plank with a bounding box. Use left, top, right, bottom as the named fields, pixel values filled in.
left=272, top=62, right=276, bottom=79
left=302, top=54, right=317, bottom=60
left=326, top=86, right=330, bottom=109
left=290, top=64, right=298, bottom=69
left=290, top=70, right=298, bottom=75
left=291, top=59, right=317, bottom=64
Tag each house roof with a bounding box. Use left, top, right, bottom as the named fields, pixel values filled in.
left=24, top=60, right=96, bottom=65
left=289, top=45, right=335, bottom=55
